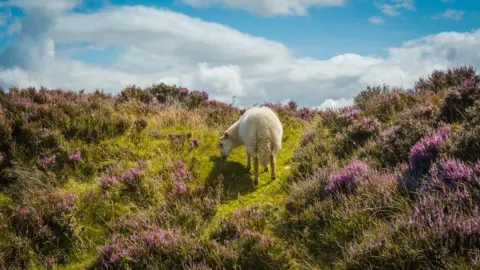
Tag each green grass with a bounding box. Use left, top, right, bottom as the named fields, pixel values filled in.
left=9, top=103, right=306, bottom=268
left=201, top=115, right=305, bottom=238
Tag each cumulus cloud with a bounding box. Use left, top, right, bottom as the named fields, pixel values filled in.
left=178, top=0, right=346, bottom=16
left=0, top=2, right=480, bottom=109
left=374, top=0, right=415, bottom=17
left=433, top=9, right=464, bottom=21
left=369, top=16, right=384, bottom=24
left=314, top=98, right=354, bottom=110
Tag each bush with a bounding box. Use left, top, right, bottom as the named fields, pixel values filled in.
left=375, top=104, right=441, bottom=168
left=414, top=65, right=479, bottom=93
left=440, top=77, right=480, bottom=123
left=354, top=85, right=421, bottom=122
left=9, top=190, right=79, bottom=263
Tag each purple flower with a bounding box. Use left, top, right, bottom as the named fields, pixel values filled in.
left=191, top=137, right=199, bottom=148
left=39, top=155, right=56, bottom=165
left=179, top=87, right=189, bottom=95
left=324, top=161, right=370, bottom=196
left=120, top=167, right=142, bottom=182
left=339, top=106, right=361, bottom=122
left=45, top=257, right=54, bottom=266
left=69, top=152, right=81, bottom=161
left=201, top=91, right=209, bottom=100
left=408, top=125, right=451, bottom=173
left=173, top=181, right=188, bottom=196
left=101, top=176, right=118, bottom=189
left=430, top=158, right=474, bottom=188
left=474, top=160, right=480, bottom=174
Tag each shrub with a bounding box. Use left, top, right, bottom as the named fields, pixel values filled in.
left=334, top=116, right=381, bottom=157
left=211, top=204, right=269, bottom=242
left=376, top=105, right=441, bottom=168
left=9, top=190, right=79, bottom=263
left=440, top=124, right=480, bottom=164
left=414, top=65, right=479, bottom=93
left=408, top=124, right=451, bottom=174
left=324, top=160, right=370, bottom=197
left=354, top=85, right=421, bottom=122
left=118, top=85, right=154, bottom=104
left=440, top=77, right=480, bottom=123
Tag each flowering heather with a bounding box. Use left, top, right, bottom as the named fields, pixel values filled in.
left=113, top=213, right=151, bottom=234
left=45, top=257, right=54, bottom=267
left=172, top=180, right=188, bottom=197
left=324, top=160, right=370, bottom=196
left=68, top=152, right=81, bottom=161
left=408, top=125, right=451, bottom=173
left=429, top=158, right=476, bottom=189
left=347, top=116, right=381, bottom=143
left=101, top=176, right=118, bottom=190
left=212, top=204, right=269, bottom=242
left=121, top=167, right=142, bottom=181
left=441, top=77, right=480, bottom=122
left=191, top=137, right=199, bottom=148
left=39, top=154, right=56, bottom=165
left=339, top=106, right=361, bottom=123
left=179, top=87, right=189, bottom=95
left=414, top=65, right=478, bottom=93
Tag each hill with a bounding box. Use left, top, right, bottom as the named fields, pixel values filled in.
left=0, top=65, right=480, bottom=269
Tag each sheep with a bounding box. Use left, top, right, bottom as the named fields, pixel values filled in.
left=218, top=105, right=283, bottom=186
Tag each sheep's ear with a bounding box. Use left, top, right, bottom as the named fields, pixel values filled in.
left=224, top=131, right=229, bottom=138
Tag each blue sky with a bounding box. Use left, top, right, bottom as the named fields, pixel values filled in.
left=3, top=0, right=477, bottom=58
left=0, top=0, right=479, bottom=108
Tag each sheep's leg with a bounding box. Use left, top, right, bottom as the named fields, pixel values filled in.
left=246, top=153, right=251, bottom=173
left=263, top=165, right=269, bottom=173
left=253, top=156, right=259, bottom=186
left=270, top=153, right=276, bottom=180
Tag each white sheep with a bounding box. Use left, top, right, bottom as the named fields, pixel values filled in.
left=218, top=105, right=283, bottom=186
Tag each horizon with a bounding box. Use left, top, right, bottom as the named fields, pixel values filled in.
left=0, top=0, right=479, bottom=109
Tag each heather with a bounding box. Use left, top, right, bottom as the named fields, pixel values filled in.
left=1, top=65, right=480, bottom=269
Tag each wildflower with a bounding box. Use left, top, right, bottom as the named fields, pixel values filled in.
left=120, top=167, right=142, bottom=182
left=179, top=87, right=189, bottom=95
left=408, top=125, right=451, bottom=172
left=101, top=176, right=117, bottom=189
left=45, top=257, right=54, bottom=267
left=69, top=152, right=81, bottom=161
left=191, top=137, right=199, bottom=148
left=39, top=155, right=56, bottom=165
left=324, top=161, right=370, bottom=196
left=173, top=181, right=188, bottom=196
left=430, top=158, right=474, bottom=189
left=202, top=91, right=209, bottom=100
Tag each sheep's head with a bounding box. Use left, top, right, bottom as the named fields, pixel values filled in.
left=218, top=131, right=233, bottom=160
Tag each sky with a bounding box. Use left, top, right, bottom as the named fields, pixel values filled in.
left=0, top=0, right=479, bottom=109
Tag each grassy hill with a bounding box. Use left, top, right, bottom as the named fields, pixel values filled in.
left=0, top=65, right=480, bottom=269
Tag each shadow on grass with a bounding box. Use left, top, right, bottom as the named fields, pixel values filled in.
left=205, top=156, right=255, bottom=201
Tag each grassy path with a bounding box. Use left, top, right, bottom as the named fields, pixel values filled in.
left=200, top=115, right=306, bottom=239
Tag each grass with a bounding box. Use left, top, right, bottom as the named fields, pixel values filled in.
left=1, top=66, right=480, bottom=269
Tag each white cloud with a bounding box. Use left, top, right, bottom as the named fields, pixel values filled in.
left=178, top=0, right=346, bottom=16
left=314, top=97, right=354, bottom=110
left=0, top=3, right=480, bottom=109
left=374, top=0, right=415, bottom=17
left=369, top=16, right=384, bottom=24
left=433, top=9, right=464, bottom=21
left=0, top=0, right=81, bottom=13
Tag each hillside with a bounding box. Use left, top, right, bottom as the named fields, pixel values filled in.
left=0, top=65, right=480, bottom=269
